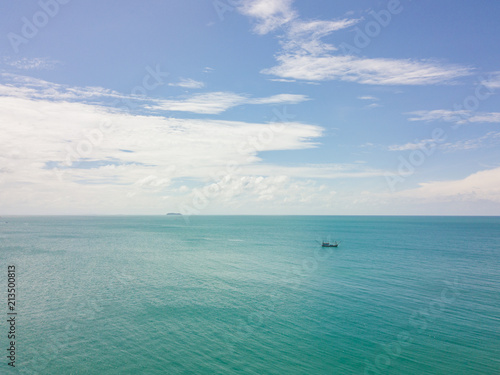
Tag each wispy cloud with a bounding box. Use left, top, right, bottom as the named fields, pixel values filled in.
left=269, top=78, right=296, bottom=83
left=2, top=57, right=61, bottom=70
left=238, top=0, right=297, bottom=35
left=358, top=95, right=378, bottom=101
left=407, top=109, right=470, bottom=124
left=283, top=19, right=360, bottom=55
left=388, top=138, right=439, bottom=151
left=468, top=113, right=500, bottom=123
left=358, top=95, right=380, bottom=108
left=247, top=93, right=309, bottom=104
left=147, top=92, right=244, bottom=114
left=238, top=1, right=472, bottom=85
left=408, top=109, right=500, bottom=124
left=1, top=73, right=308, bottom=115
left=0, top=73, right=145, bottom=103
left=441, top=131, right=500, bottom=152
left=169, top=78, right=205, bottom=89
left=481, top=71, right=500, bottom=90
left=388, top=131, right=500, bottom=152
left=238, top=163, right=386, bottom=179
left=148, top=91, right=309, bottom=114
left=262, top=55, right=472, bottom=85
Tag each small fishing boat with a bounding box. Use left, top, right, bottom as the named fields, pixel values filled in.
left=322, top=241, right=339, bottom=247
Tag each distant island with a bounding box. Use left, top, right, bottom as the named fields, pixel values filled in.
left=166, top=213, right=182, bottom=216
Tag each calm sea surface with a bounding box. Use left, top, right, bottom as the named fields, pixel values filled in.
left=0, top=216, right=499, bottom=374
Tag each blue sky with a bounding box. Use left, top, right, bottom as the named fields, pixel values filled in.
left=1, top=0, right=500, bottom=215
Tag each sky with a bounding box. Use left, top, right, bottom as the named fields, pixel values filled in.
left=1, top=0, right=500, bottom=215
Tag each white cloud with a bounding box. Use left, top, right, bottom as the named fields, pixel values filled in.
left=238, top=0, right=297, bottom=34
left=407, top=109, right=470, bottom=123
left=358, top=95, right=380, bottom=108
left=168, top=78, right=205, bottom=89
left=440, top=131, right=500, bottom=152
left=481, top=72, right=500, bottom=90
left=148, top=92, right=244, bottom=114
left=1, top=74, right=308, bottom=115
left=283, top=19, right=360, bottom=55
left=247, top=93, right=309, bottom=104
left=288, top=19, right=359, bottom=39
left=238, top=163, right=386, bottom=179
left=388, top=138, right=439, bottom=152
left=2, top=57, right=61, bottom=70
left=468, top=112, right=500, bottom=123
left=0, top=73, right=145, bottom=102
left=408, top=109, right=500, bottom=124
left=0, top=75, right=396, bottom=214
left=148, top=91, right=309, bottom=114
left=262, top=55, right=471, bottom=85
left=180, top=175, right=339, bottom=213
left=238, top=1, right=472, bottom=85
left=388, top=131, right=500, bottom=153
left=399, top=167, right=500, bottom=203
left=0, top=96, right=322, bottom=175
left=0, top=76, right=358, bottom=213
left=360, top=142, right=374, bottom=148
left=269, top=78, right=296, bottom=82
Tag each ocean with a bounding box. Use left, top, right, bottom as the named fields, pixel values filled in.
left=0, top=216, right=499, bottom=374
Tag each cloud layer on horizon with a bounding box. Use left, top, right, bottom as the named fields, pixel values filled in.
left=397, top=167, right=500, bottom=203
left=0, top=74, right=390, bottom=214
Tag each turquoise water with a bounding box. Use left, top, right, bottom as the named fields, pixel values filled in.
left=0, top=216, right=499, bottom=374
